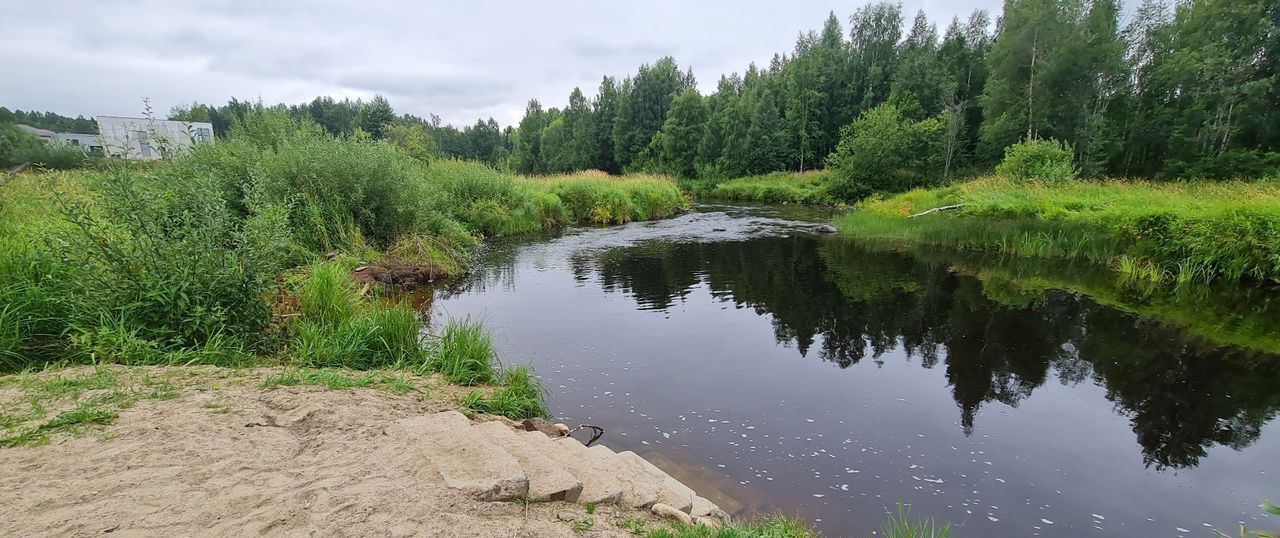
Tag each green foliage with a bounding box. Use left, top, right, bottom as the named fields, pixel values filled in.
left=461, top=364, right=549, bottom=420
left=879, top=503, right=951, bottom=538
left=52, top=170, right=281, bottom=352
left=291, top=263, right=424, bottom=370
left=840, top=177, right=1280, bottom=285
left=0, top=124, right=87, bottom=169
left=708, top=171, right=839, bottom=205
left=426, top=317, right=498, bottom=385
left=995, top=138, right=1077, bottom=183
left=826, top=103, right=942, bottom=198
left=261, top=368, right=422, bottom=395
left=381, top=122, right=437, bottom=163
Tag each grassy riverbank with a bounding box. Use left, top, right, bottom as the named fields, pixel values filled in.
left=836, top=177, right=1280, bottom=287
left=0, top=111, right=686, bottom=389
left=698, top=171, right=841, bottom=206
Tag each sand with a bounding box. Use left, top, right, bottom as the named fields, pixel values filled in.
left=0, top=367, right=666, bottom=537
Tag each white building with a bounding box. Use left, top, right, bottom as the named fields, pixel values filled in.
left=94, top=116, right=214, bottom=160
left=54, top=132, right=106, bottom=156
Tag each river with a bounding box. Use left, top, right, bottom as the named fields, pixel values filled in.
left=430, top=203, right=1280, bottom=537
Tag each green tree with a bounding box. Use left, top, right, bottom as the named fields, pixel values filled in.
left=650, top=89, right=707, bottom=177
left=827, top=103, right=942, bottom=196
left=355, top=95, right=395, bottom=139
left=612, top=57, right=696, bottom=170
left=512, top=99, right=550, bottom=174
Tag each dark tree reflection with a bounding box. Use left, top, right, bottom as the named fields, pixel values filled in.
left=557, top=235, right=1280, bottom=469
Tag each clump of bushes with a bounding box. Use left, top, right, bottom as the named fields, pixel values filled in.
left=825, top=103, right=942, bottom=201
left=995, top=138, right=1078, bottom=183
left=0, top=124, right=88, bottom=170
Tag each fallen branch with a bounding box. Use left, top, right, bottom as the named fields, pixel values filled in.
left=566, top=424, right=604, bottom=447
left=2, top=162, right=29, bottom=185
left=907, top=204, right=964, bottom=218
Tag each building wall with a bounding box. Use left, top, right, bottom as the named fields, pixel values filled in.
left=54, top=132, right=106, bottom=156
left=95, top=116, right=214, bottom=160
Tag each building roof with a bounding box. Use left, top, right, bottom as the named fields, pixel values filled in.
left=15, top=124, right=57, bottom=137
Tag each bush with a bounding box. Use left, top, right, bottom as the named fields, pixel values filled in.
left=826, top=103, right=941, bottom=200
left=0, top=124, right=86, bottom=169
left=54, top=170, right=283, bottom=351
left=996, top=138, right=1078, bottom=183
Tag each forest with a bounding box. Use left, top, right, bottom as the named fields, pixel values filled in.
left=140, top=0, right=1279, bottom=195
left=8, top=0, right=1275, bottom=196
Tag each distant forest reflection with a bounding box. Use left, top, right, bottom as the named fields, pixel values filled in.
left=485, top=236, right=1280, bottom=470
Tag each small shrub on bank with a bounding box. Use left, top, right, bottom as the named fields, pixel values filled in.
left=996, top=138, right=1077, bottom=183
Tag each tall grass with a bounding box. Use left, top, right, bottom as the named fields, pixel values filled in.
left=838, top=176, right=1280, bottom=286
left=706, top=171, right=840, bottom=205
left=641, top=515, right=816, bottom=538
left=290, top=262, right=424, bottom=369
left=425, top=317, right=498, bottom=385
left=528, top=172, right=688, bottom=225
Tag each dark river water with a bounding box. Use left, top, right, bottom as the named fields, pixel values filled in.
left=430, top=204, right=1280, bottom=537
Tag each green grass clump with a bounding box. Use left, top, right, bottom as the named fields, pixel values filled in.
left=461, top=364, right=548, bottom=420
left=707, top=171, right=840, bottom=206
left=838, top=176, right=1280, bottom=286
left=878, top=504, right=951, bottom=538
left=425, top=317, right=498, bottom=385
left=290, top=262, right=424, bottom=369
left=642, top=515, right=816, bottom=538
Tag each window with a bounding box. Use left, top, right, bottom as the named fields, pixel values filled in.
left=196, top=127, right=212, bottom=143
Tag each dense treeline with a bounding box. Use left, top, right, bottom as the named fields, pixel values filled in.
left=0, top=108, right=96, bottom=133
left=11, top=0, right=1277, bottom=188
left=504, top=0, right=1278, bottom=184
left=168, top=96, right=515, bottom=169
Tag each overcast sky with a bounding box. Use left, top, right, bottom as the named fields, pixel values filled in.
left=1, top=0, right=1001, bottom=127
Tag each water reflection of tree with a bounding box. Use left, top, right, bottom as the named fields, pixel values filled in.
left=569, top=235, right=1280, bottom=469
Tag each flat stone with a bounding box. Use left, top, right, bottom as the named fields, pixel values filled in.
left=652, top=503, right=693, bottom=525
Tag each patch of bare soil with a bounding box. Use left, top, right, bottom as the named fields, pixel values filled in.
left=352, top=260, right=448, bottom=290
left=0, top=367, right=661, bottom=537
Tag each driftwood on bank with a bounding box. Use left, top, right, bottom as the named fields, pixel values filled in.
left=1, top=162, right=29, bottom=185
left=907, top=204, right=964, bottom=218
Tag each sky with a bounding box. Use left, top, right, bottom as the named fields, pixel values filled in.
left=1, top=0, right=999, bottom=128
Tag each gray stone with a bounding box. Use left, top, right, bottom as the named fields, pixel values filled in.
left=652, top=503, right=694, bottom=525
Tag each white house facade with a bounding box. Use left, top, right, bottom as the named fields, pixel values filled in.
left=94, top=116, right=214, bottom=160
left=54, top=132, right=105, bottom=156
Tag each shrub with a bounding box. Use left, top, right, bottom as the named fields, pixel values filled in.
left=826, top=103, right=942, bottom=200
left=53, top=170, right=282, bottom=351
left=996, top=138, right=1078, bottom=183
left=0, top=124, right=86, bottom=169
